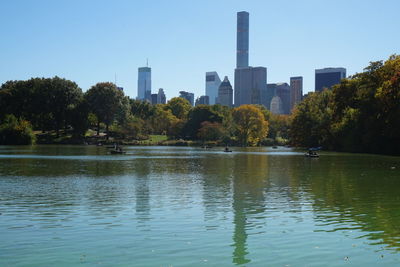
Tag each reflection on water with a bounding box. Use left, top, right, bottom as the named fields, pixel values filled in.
left=0, top=145, right=400, bottom=266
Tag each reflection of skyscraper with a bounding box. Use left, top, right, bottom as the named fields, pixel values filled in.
left=205, top=72, right=221, bottom=105
left=315, top=67, right=346, bottom=92
left=217, top=76, right=233, bottom=107
left=137, top=67, right=151, bottom=101
left=236, top=11, right=249, bottom=68
left=290, top=76, right=303, bottom=111
left=231, top=153, right=268, bottom=265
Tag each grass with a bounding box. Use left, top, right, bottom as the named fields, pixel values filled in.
left=138, top=135, right=168, bottom=145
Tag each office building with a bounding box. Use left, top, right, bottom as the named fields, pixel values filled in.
left=233, top=11, right=267, bottom=107
left=234, top=66, right=267, bottom=106
left=179, top=91, right=194, bottom=106
left=195, top=95, right=209, bottom=106
left=270, top=96, right=284, bottom=114
left=290, top=76, right=303, bottom=111
left=276, top=83, right=291, bottom=114
left=157, top=88, right=166, bottom=104
left=265, top=83, right=277, bottom=110
left=315, top=67, right=346, bottom=92
left=137, top=67, right=151, bottom=101
left=151, top=93, right=158, bottom=105
left=217, top=76, right=233, bottom=107
left=205, top=72, right=221, bottom=105
left=237, top=11, right=249, bottom=68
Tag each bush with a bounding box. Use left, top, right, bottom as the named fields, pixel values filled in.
left=0, top=115, right=36, bottom=145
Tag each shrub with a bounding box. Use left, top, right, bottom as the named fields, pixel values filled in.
left=0, top=115, right=36, bottom=145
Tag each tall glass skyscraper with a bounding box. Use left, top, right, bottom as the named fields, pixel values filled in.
left=205, top=71, right=221, bottom=105
left=236, top=11, right=249, bottom=68
left=137, top=67, right=151, bottom=101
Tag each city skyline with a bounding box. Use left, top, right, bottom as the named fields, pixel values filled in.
left=1, top=0, right=399, bottom=100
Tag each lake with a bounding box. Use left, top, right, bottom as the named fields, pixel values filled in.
left=0, top=145, right=400, bottom=266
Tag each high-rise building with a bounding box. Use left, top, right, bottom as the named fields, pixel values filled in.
left=195, top=95, right=209, bottom=106
left=205, top=72, right=221, bottom=105
left=276, top=83, right=291, bottom=114
left=290, top=76, right=303, bottom=111
left=157, top=88, right=166, bottom=104
left=234, top=11, right=267, bottom=107
left=266, top=83, right=277, bottom=110
left=179, top=91, right=194, bottom=106
left=315, top=67, right=346, bottom=92
left=217, top=76, right=233, bottom=107
left=234, top=66, right=267, bottom=106
left=151, top=93, right=158, bottom=105
left=137, top=67, right=151, bottom=101
left=236, top=11, right=249, bottom=68
left=270, top=96, right=284, bottom=114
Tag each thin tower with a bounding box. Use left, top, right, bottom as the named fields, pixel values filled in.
left=236, top=11, right=249, bottom=68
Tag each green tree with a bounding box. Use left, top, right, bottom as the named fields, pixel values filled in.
left=184, top=105, right=223, bottom=139
left=197, top=121, right=225, bottom=141
left=232, top=105, right=269, bottom=146
left=0, top=115, right=36, bottom=145
left=85, top=82, right=126, bottom=137
left=166, top=97, right=191, bottom=120
left=150, top=104, right=179, bottom=135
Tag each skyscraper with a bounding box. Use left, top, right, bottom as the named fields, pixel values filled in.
left=205, top=72, right=221, bottom=105
left=236, top=11, right=249, bottom=68
left=315, top=68, right=346, bottom=92
left=275, top=83, right=291, bottom=114
left=270, top=96, right=284, bottom=114
left=234, top=66, right=267, bottom=106
left=137, top=67, right=151, bottom=101
left=179, top=91, right=194, bottom=106
left=195, top=95, right=209, bottom=106
left=157, top=88, right=166, bottom=104
left=290, top=76, right=303, bottom=111
left=217, top=76, right=233, bottom=107
left=266, top=83, right=277, bottom=110
left=151, top=93, right=158, bottom=105
left=234, top=11, right=267, bottom=107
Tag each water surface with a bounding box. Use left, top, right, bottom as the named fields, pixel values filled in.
left=0, top=145, right=400, bottom=266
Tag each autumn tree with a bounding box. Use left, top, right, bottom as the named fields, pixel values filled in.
left=232, top=105, right=268, bottom=146
left=166, top=97, right=191, bottom=120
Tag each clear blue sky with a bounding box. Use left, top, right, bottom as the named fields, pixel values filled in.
left=1, top=0, right=399, bottom=99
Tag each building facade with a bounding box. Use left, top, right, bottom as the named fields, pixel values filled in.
left=315, top=67, right=346, bottom=92
left=265, top=83, right=277, bottom=110
left=157, top=88, right=166, bottom=104
left=270, top=96, right=284, bottom=114
left=195, top=95, right=210, bottom=106
left=276, top=83, right=291, bottom=114
left=234, top=66, right=267, bottom=106
left=237, top=11, right=249, bottom=68
left=151, top=93, right=158, bottom=105
left=205, top=72, right=221, bottom=105
left=137, top=67, right=151, bottom=101
left=179, top=91, right=195, bottom=106
left=290, top=76, right=303, bottom=111
left=217, top=76, right=233, bottom=107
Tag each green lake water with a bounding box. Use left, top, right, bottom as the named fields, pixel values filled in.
left=0, top=145, right=400, bottom=266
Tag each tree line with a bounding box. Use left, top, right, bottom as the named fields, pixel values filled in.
left=0, top=77, right=289, bottom=146
left=290, top=55, right=400, bottom=155
left=1, top=54, right=398, bottom=155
